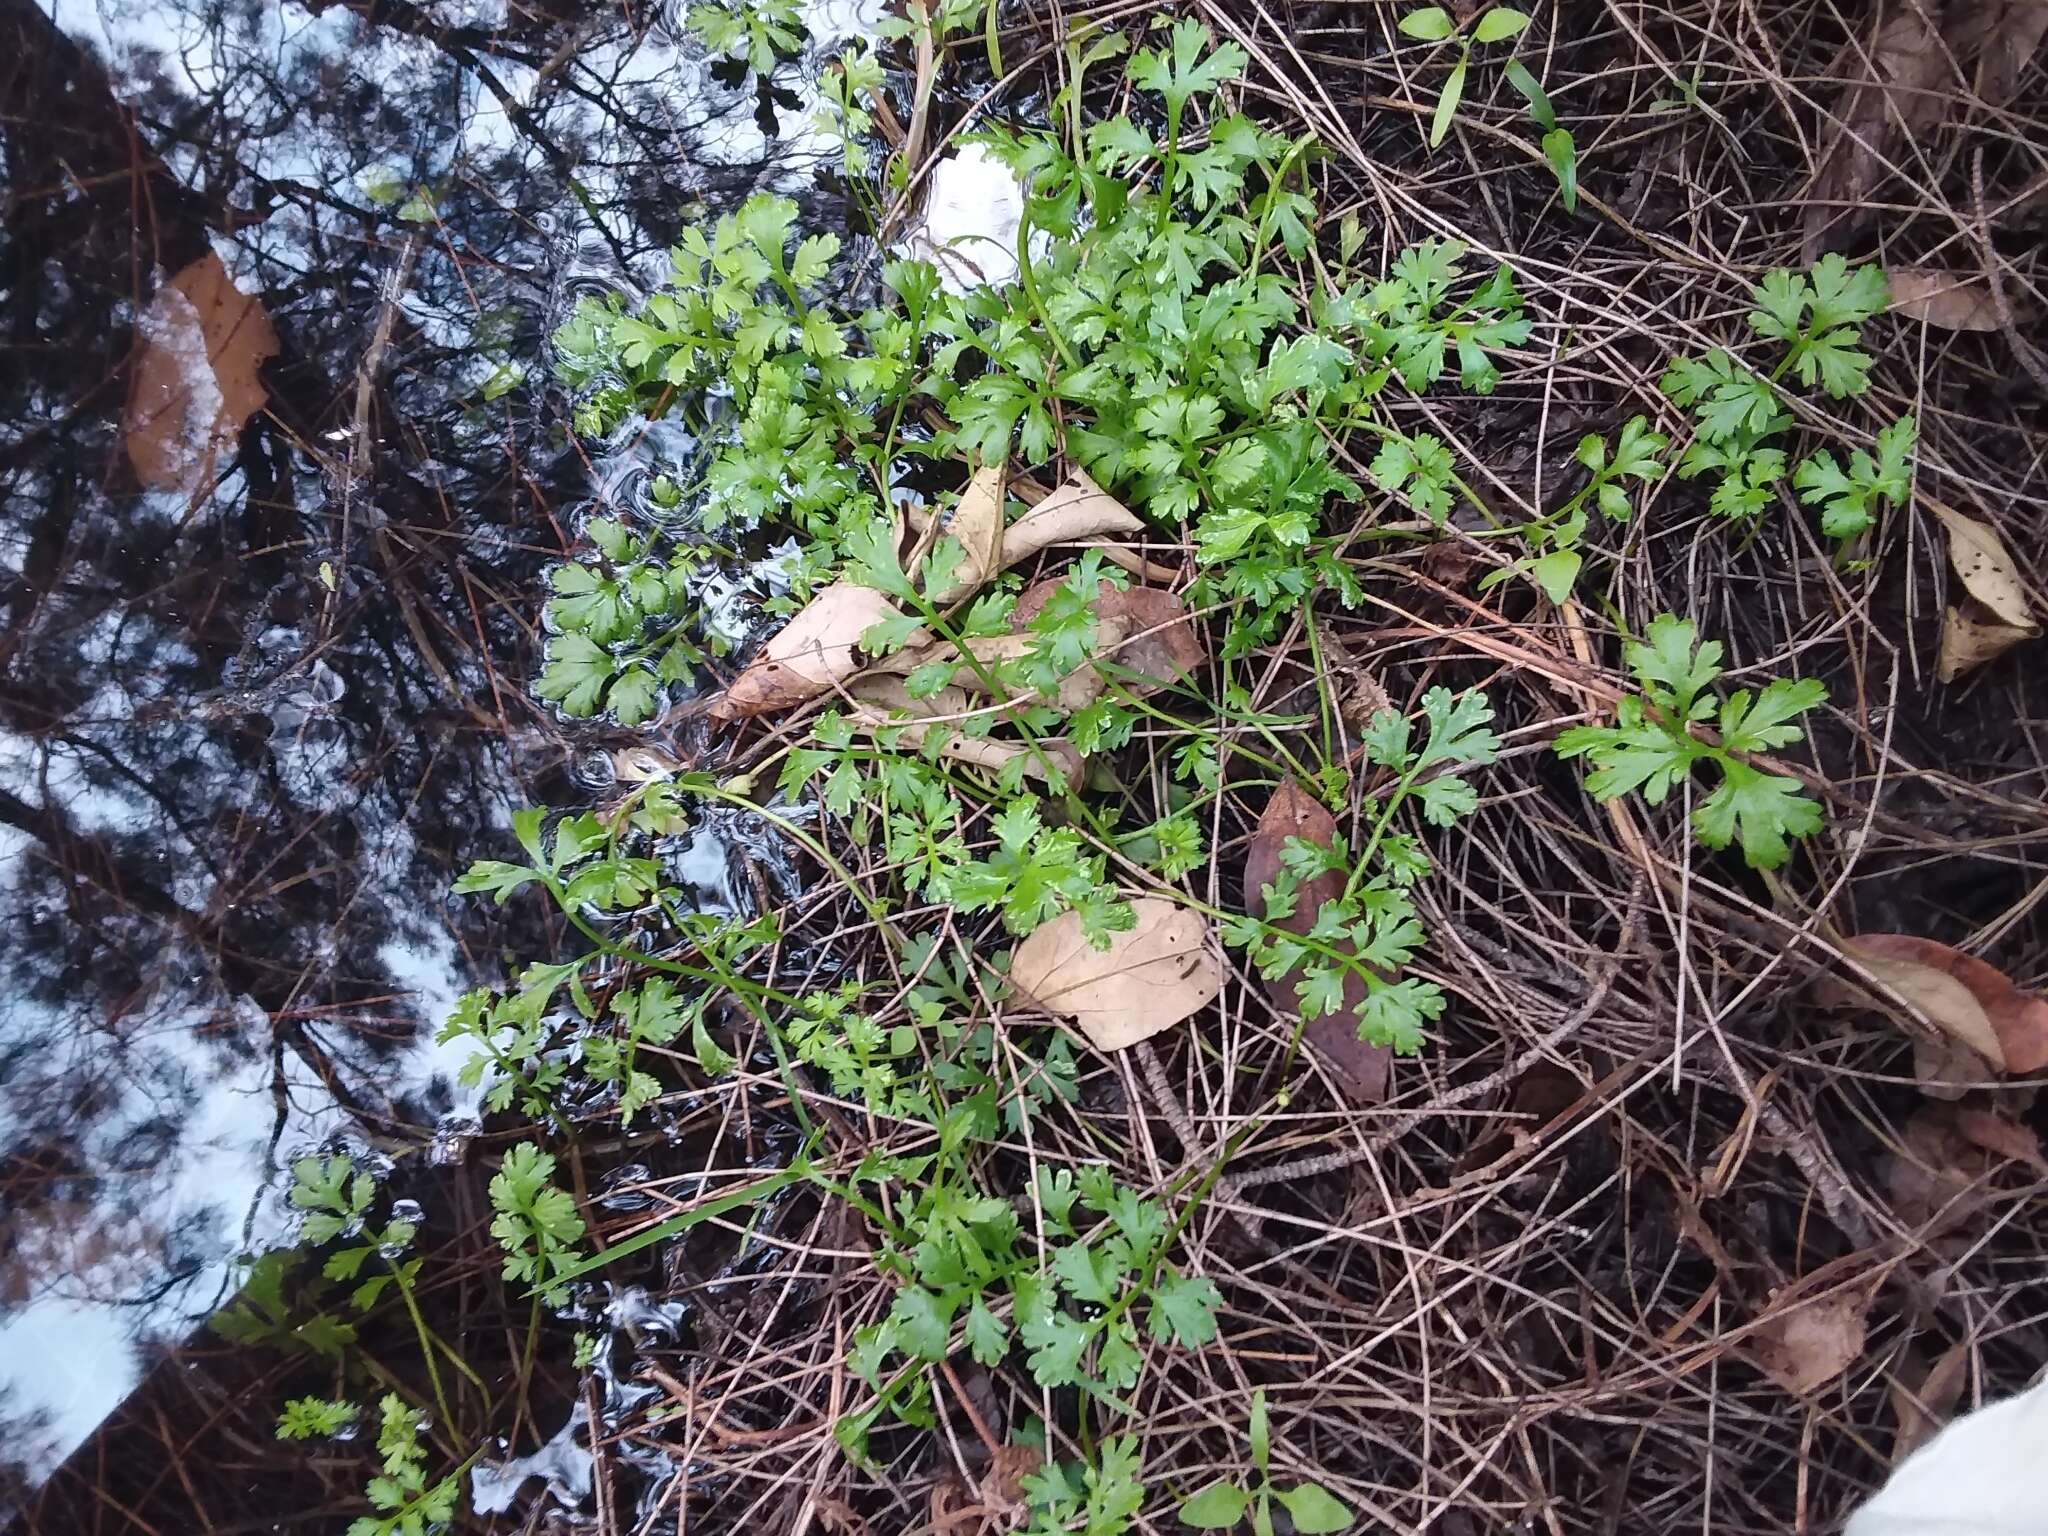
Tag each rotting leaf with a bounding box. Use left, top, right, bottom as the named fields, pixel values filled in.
left=924, top=465, right=1006, bottom=605
left=1803, top=6, right=1952, bottom=260
left=1847, top=935, right=2048, bottom=1073
left=1886, top=269, right=2002, bottom=332
left=1930, top=506, right=2040, bottom=680
left=1240, top=781, right=1391, bottom=1105
left=1952, top=1103, right=2048, bottom=1169
left=1955, top=0, right=2048, bottom=106
left=1748, top=1286, right=1870, bottom=1395
left=1009, top=896, right=1221, bottom=1053
left=709, top=581, right=908, bottom=720
left=1012, top=578, right=1204, bottom=696
left=124, top=250, right=280, bottom=495
left=1000, top=470, right=1146, bottom=571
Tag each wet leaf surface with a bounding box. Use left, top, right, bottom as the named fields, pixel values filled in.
left=122, top=251, right=278, bottom=495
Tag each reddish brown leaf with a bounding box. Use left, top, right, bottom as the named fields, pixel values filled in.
left=1241, top=781, right=1390, bottom=1106
left=1013, top=579, right=1203, bottom=695
left=1849, top=935, right=2048, bottom=1074
left=1889, top=1339, right=1970, bottom=1462
left=124, top=251, right=279, bottom=495
left=1953, top=1104, right=2048, bottom=1169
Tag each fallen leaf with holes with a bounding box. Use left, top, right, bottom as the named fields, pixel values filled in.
left=923, top=466, right=1006, bottom=604
left=1803, top=7, right=1953, bottom=259
left=1848, top=935, right=2048, bottom=1073
left=124, top=250, right=279, bottom=495
left=1010, top=896, right=1221, bottom=1053
left=1012, top=579, right=1203, bottom=696
left=1932, top=506, right=2040, bottom=680
left=1939, top=604, right=2038, bottom=683
left=709, top=581, right=908, bottom=720
left=1240, top=781, right=1391, bottom=1105
left=1749, top=1287, right=1870, bottom=1395
left=1826, top=938, right=2006, bottom=1086
left=999, top=471, right=1145, bottom=571
left=1887, top=269, right=2002, bottom=331
left=1889, top=1339, right=1970, bottom=1462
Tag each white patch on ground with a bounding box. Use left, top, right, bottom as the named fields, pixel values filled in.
left=899, top=141, right=1034, bottom=293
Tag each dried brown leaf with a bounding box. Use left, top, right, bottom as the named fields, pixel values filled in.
left=1889, top=1340, right=1970, bottom=1462
left=1956, top=0, right=2048, bottom=105
left=1240, top=782, right=1391, bottom=1105
left=1888, top=1107, right=1991, bottom=1231
left=1849, top=935, right=2048, bottom=1073
left=1953, top=1104, right=2048, bottom=1168
left=1938, top=604, right=2037, bottom=682
left=1932, top=506, right=2040, bottom=630
left=1000, top=471, right=1145, bottom=571
left=1012, top=579, right=1204, bottom=696
left=1749, top=1287, right=1870, bottom=1395
left=124, top=251, right=279, bottom=494
left=1837, top=937, right=2007, bottom=1077
left=709, top=582, right=907, bottom=720
left=1803, top=7, right=1952, bottom=260
left=925, top=466, right=1006, bottom=604
left=1887, top=269, right=2002, bottom=331
left=1010, top=897, right=1221, bottom=1053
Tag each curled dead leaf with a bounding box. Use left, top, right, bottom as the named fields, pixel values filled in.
left=1849, top=934, right=2048, bottom=1073
left=709, top=582, right=908, bottom=721
left=1887, top=269, right=2002, bottom=331
left=1241, top=781, right=1391, bottom=1105
left=1803, top=7, right=1952, bottom=260
left=1748, top=1285, right=1870, bottom=1395
left=999, top=471, right=1145, bottom=571
left=1009, top=896, right=1221, bottom=1053
left=125, top=251, right=279, bottom=495
left=1012, top=579, right=1204, bottom=696
left=1830, top=937, right=2007, bottom=1080
left=924, top=466, right=1006, bottom=605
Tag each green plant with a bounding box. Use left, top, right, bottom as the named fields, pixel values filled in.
left=1024, top=1435, right=1147, bottom=1536
left=1660, top=255, right=1912, bottom=542
left=1398, top=6, right=1532, bottom=149
left=685, top=0, right=802, bottom=73
left=488, top=1143, right=589, bottom=1306
left=350, top=1394, right=461, bottom=1536
left=537, top=517, right=717, bottom=724
left=1178, top=1390, right=1354, bottom=1533
left=1226, top=687, right=1498, bottom=1052
left=1503, top=58, right=1579, bottom=212
left=276, top=1396, right=358, bottom=1440
left=1555, top=614, right=1825, bottom=869
left=1480, top=414, right=1666, bottom=602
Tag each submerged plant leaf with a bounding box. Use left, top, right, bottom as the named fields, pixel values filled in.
left=1010, top=896, right=1221, bottom=1052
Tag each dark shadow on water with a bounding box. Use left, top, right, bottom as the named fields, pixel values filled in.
left=0, top=0, right=854, bottom=1521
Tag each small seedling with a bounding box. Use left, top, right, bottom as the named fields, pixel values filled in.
left=1398, top=6, right=1532, bottom=149
left=1555, top=615, right=1826, bottom=869
left=1178, top=1390, right=1354, bottom=1532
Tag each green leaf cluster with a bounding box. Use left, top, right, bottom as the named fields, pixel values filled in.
left=1555, top=614, right=1826, bottom=869
left=345, top=1394, right=460, bottom=1536
left=1482, top=414, right=1666, bottom=602
left=685, top=0, right=802, bottom=73
left=488, top=1143, right=589, bottom=1305
left=1225, top=688, right=1497, bottom=1052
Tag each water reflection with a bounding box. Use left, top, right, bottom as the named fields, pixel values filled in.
left=0, top=0, right=864, bottom=1509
